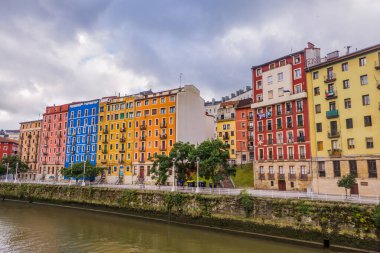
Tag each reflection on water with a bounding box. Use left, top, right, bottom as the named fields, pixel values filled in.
left=0, top=201, right=324, bottom=253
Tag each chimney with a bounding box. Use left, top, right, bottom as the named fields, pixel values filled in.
left=307, top=42, right=315, bottom=49
left=345, top=46, right=351, bottom=55
left=231, top=93, right=236, bottom=98
left=246, top=86, right=252, bottom=91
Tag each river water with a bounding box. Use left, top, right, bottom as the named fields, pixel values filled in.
left=0, top=201, right=325, bottom=253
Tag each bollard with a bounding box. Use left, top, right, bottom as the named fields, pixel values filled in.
left=323, top=239, right=330, bottom=249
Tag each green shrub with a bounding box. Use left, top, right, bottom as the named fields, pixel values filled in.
left=239, top=190, right=254, bottom=218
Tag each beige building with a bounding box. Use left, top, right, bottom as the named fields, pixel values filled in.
left=19, top=120, right=42, bottom=180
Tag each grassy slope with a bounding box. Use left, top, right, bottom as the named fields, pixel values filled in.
left=232, top=163, right=254, bottom=188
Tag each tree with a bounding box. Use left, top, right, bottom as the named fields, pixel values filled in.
left=337, top=174, right=356, bottom=198
left=61, top=161, right=105, bottom=183
left=194, top=139, right=236, bottom=190
left=149, top=154, right=172, bottom=187
left=0, top=156, right=29, bottom=176
left=168, top=142, right=196, bottom=184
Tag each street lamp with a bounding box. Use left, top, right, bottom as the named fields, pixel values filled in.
left=171, top=157, right=176, bottom=192
left=196, top=157, right=200, bottom=193
left=14, top=162, right=18, bottom=183
left=5, top=162, right=9, bottom=182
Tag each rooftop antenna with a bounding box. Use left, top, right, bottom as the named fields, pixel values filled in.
left=179, top=73, right=183, bottom=88
left=344, top=45, right=351, bottom=55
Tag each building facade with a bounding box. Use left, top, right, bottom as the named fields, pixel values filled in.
left=18, top=120, right=42, bottom=180
left=39, top=104, right=69, bottom=181
left=97, top=96, right=135, bottom=184
left=216, top=101, right=238, bottom=162
left=65, top=100, right=99, bottom=171
left=307, top=44, right=380, bottom=197
left=251, top=43, right=320, bottom=191
left=0, top=137, right=18, bottom=159
left=235, top=98, right=254, bottom=164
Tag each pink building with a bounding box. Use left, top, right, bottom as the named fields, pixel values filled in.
left=38, top=104, right=69, bottom=180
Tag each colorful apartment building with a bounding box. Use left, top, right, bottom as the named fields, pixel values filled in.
left=251, top=43, right=320, bottom=191
left=307, top=44, right=380, bottom=197
left=65, top=100, right=99, bottom=171
left=38, top=104, right=69, bottom=181
left=216, top=101, right=238, bottom=162
left=133, top=85, right=210, bottom=185
left=235, top=98, right=254, bottom=164
left=18, top=120, right=42, bottom=180
left=0, top=137, right=18, bottom=159
left=96, top=96, right=135, bottom=184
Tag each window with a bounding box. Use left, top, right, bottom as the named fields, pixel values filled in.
left=277, top=72, right=283, bottom=82
left=314, top=87, right=320, bottom=95
left=257, top=94, right=263, bottom=102
left=346, top=118, right=353, bottom=129
left=368, top=160, right=377, bottom=178
left=294, top=85, right=302, bottom=93
left=267, top=75, right=273, bottom=84
left=349, top=160, right=357, bottom=177
left=268, top=90, right=273, bottom=99
left=341, top=62, right=348, bottom=71
left=278, top=87, right=284, bottom=96
left=269, top=63, right=275, bottom=69
left=279, top=59, right=286, bottom=66
left=316, top=123, right=322, bottom=132
left=343, top=79, right=350, bottom=89
left=359, top=57, right=366, bottom=66
left=294, top=55, right=301, bottom=64
left=333, top=161, right=341, bottom=177
left=360, top=75, right=368, bottom=85
left=362, top=95, right=370, bottom=105
left=344, top=98, right=351, bottom=109
left=366, top=137, right=374, bottom=149
left=294, top=69, right=301, bottom=79
left=312, top=71, right=319, bottom=80
left=364, top=116, right=372, bottom=127
left=318, top=162, right=325, bottom=177
left=256, top=68, right=262, bottom=76
left=256, top=80, right=262, bottom=89
left=315, top=104, right=321, bottom=113
left=317, top=141, right=323, bottom=151
left=347, top=138, right=355, bottom=149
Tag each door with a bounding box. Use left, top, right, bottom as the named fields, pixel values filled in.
left=139, top=166, right=145, bottom=179
left=278, top=180, right=286, bottom=191
left=350, top=183, right=359, bottom=195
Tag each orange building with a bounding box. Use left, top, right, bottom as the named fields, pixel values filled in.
left=38, top=104, right=69, bottom=181
left=235, top=98, right=254, bottom=164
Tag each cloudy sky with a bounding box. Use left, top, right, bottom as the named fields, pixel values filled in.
left=0, top=0, right=379, bottom=129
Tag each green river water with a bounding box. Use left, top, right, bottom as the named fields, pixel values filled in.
left=0, top=201, right=326, bottom=253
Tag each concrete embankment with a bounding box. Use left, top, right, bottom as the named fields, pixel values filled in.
left=0, top=183, right=379, bottom=252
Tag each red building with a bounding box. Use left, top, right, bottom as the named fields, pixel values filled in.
left=0, top=137, right=18, bottom=158
left=235, top=98, right=254, bottom=164
left=39, top=104, right=69, bottom=180
left=251, top=43, right=320, bottom=191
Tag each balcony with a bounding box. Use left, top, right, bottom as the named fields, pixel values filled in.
left=42, top=161, right=47, bottom=165
left=43, top=152, right=48, bottom=156
left=223, top=135, right=229, bottom=140
left=140, top=125, right=147, bottom=130
left=259, top=173, right=265, bottom=180
left=299, top=174, right=308, bottom=181
left=324, top=73, right=336, bottom=83
left=328, top=149, right=342, bottom=157
left=325, top=90, right=337, bottom=100
left=103, top=129, right=109, bottom=134
left=328, top=131, right=340, bottom=138
left=101, top=159, right=107, bottom=164
left=160, top=123, right=167, bottom=128
left=120, top=128, right=126, bottom=132
left=267, top=139, right=274, bottom=145
left=299, top=154, right=306, bottom=160
left=285, top=110, right=293, bottom=115
left=57, top=142, right=61, bottom=147
left=296, top=107, right=303, bottom=113
left=139, top=147, right=145, bottom=152
left=288, top=173, right=296, bottom=180
left=102, top=140, right=108, bottom=144
left=257, top=127, right=264, bottom=133
left=139, top=136, right=146, bottom=141
left=248, top=115, right=254, bottom=121
left=326, top=110, right=339, bottom=119
left=102, top=150, right=108, bottom=154
left=56, top=152, right=60, bottom=156
left=267, top=173, right=275, bottom=180
left=267, top=156, right=273, bottom=161
left=159, top=146, right=167, bottom=151
left=248, top=136, right=254, bottom=141
left=375, top=60, right=380, bottom=70
left=276, top=111, right=282, bottom=116
left=287, top=139, right=294, bottom=144
left=248, top=126, right=254, bottom=131
left=297, top=136, right=305, bottom=142
left=286, top=123, right=293, bottom=129
left=138, top=159, right=145, bottom=163
left=278, top=173, right=285, bottom=180
left=120, top=137, right=126, bottom=143
left=225, top=144, right=230, bottom=148
left=288, top=155, right=294, bottom=160
left=248, top=145, right=254, bottom=150
left=160, top=134, right=167, bottom=140
left=297, top=122, right=304, bottom=127
left=119, top=159, right=125, bottom=164
left=55, top=161, right=60, bottom=165
left=278, top=155, right=284, bottom=160
left=119, top=149, right=126, bottom=153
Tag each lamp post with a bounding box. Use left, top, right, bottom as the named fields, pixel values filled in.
left=82, top=159, right=86, bottom=186
left=14, top=162, right=18, bottom=183
left=5, top=162, right=9, bottom=182
left=196, top=157, right=200, bottom=193
left=171, top=158, right=176, bottom=192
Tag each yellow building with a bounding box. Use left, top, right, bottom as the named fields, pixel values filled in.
left=307, top=44, right=380, bottom=197
left=97, top=96, right=135, bottom=184
left=216, top=101, right=237, bottom=161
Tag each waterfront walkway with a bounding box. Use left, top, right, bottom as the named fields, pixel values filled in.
left=1, top=180, right=379, bottom=205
